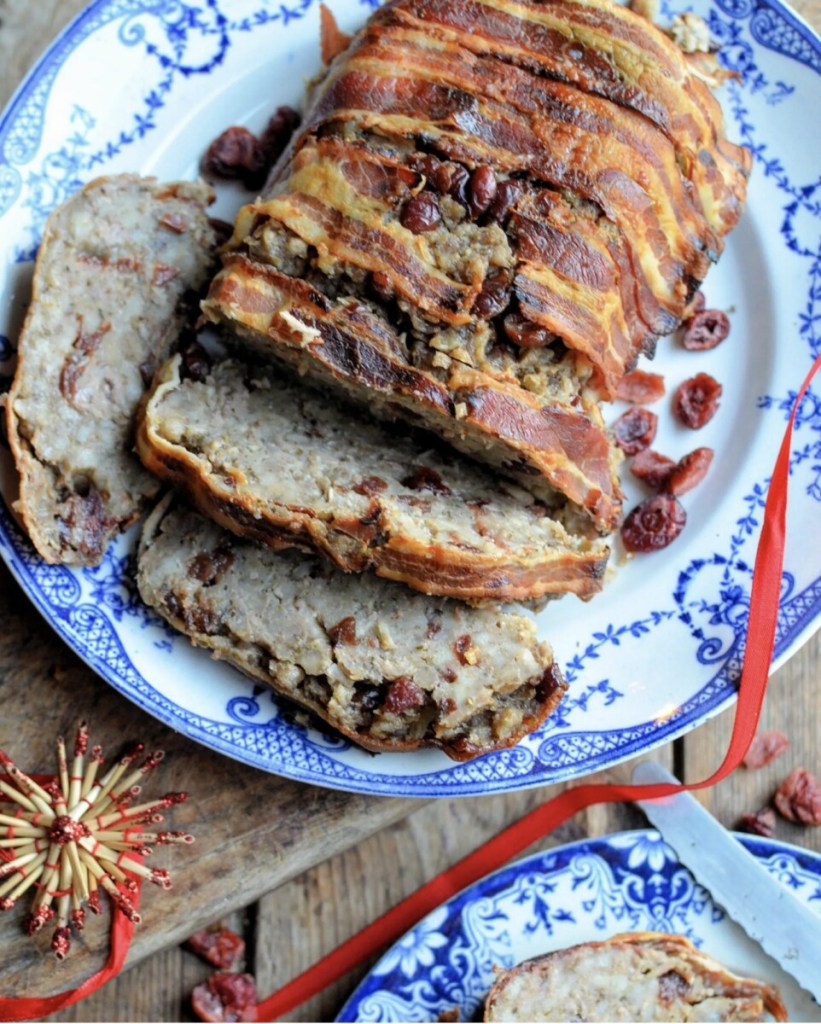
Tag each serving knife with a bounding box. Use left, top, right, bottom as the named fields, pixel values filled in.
left=632, top=760, right=821, bottom=1003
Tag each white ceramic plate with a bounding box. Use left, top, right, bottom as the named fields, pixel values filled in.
left=0, top=0, right=819, bottom=796
left=338, top=829, right=821, bottom=1021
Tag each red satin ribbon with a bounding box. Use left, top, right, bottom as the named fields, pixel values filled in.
left=0, top=888, right=141, bottom=1022
left=0, top=354, right=817, bottom=1023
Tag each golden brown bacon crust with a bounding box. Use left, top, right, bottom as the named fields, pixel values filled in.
left=379, top=0, right=751, bottom=225
left=207, top=0, right=748, bottom=529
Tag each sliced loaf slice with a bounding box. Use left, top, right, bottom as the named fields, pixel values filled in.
left=483, top=933, right=787, bottom=1023
left=137, top=498, right=566, bottom=761
left=137, top=355, right=608, bottom=603
left=203, top=256, right=623, bottom=530
left=5, top=174, right=217, bottom=565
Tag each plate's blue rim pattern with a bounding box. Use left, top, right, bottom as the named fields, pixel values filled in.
left=0, top=0, right=819, bottom=797
left=337, top=829, right=821, bottom=1022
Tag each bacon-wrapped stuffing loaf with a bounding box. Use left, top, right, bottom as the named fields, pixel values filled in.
left=204, top=0, right=749, bottom=533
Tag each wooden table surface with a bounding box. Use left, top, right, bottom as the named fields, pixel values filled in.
left=0, top=1, right=819, bottom=1020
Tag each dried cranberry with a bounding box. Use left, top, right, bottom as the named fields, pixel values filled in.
left=426, top=617, right=443, bottom=639
left=410, top=153, right=443, bottom=182
left=423, top=159, right=469, bottom=203
left=621, top=494, right=687, bottom=553
left=658, top=971, right=690, bottom=1005
left=328, top=616, right=357, bottom=646
left=201, top=107, right=296, bottom=191
left=409, top=153, right=441, bottom=179
left=472, top=273, right=512, bottom=319
left=185, top=927, right=245, bottom=970
left=188, top=549, right=234, bottom=586
left=536, top=663, right=564, bottom=702
left=353, top=476, right=388, bottom=496
left=384, top=676, right=426, bottom=713
left=467, top=165, right=497, bottom=219
left=737, top=808, right=777, bottom=838
left=202, top=127, right=266, bottom=189
left=674, top=373, right=722, bottom=429
left=630, top=449, right=676, bottom=490
left=774, top=768, right=821, bottom=825
left=667, top=447, right=714, bottom=496
left=503, top=313, right=552, bottom=349
left=454, top=635, right=474, bottom=665
left=202, top=127, right=257, bottom=178
left=613, top=407, right=658, bottom=455
left=742, top=730, right=790, bottom=770
left=439, top=164, right=470, bottom=207
left=401, top=466, right=452, bottom=494
left=486, top=180, right=521, bottom=224
left=615, top=370, right=666, bottom=405
left=682, top=308, right=730, bottom=351
left=400, top=192, right=441, bottom=233
left=258, top=102, right=296, bottom=149
left=191, top=973, right=257, bottom=1023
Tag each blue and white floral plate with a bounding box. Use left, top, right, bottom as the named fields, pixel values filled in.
left=0, top=1, right=819, bottom=796
left=338, top=829, right=821, bottom=1021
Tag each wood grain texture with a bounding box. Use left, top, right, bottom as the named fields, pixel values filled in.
left=0, top=0, right=818, bottom=1020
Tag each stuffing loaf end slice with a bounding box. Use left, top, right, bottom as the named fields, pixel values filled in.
left=137, top=354, right=609, bottom=603
left=483, top=933, right=787, bottom=1023
left=137, top=498, right=567, bottom=761
left=6, top=174, right=217, bottom=565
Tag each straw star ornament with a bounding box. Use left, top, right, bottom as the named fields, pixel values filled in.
left=0, top=722, right=193, bottom=958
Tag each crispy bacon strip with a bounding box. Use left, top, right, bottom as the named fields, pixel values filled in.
left=239, top=139, right=474, bottom=323
left=511, top=189, right=659, bottom=386
left=239, top=136, right=660, bottom=392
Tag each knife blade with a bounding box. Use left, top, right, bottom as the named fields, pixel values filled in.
left=632, top=760, right=821, bottom=1003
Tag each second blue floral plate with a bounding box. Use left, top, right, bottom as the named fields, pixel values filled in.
left=338, top=829, right=821, bottom=1021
